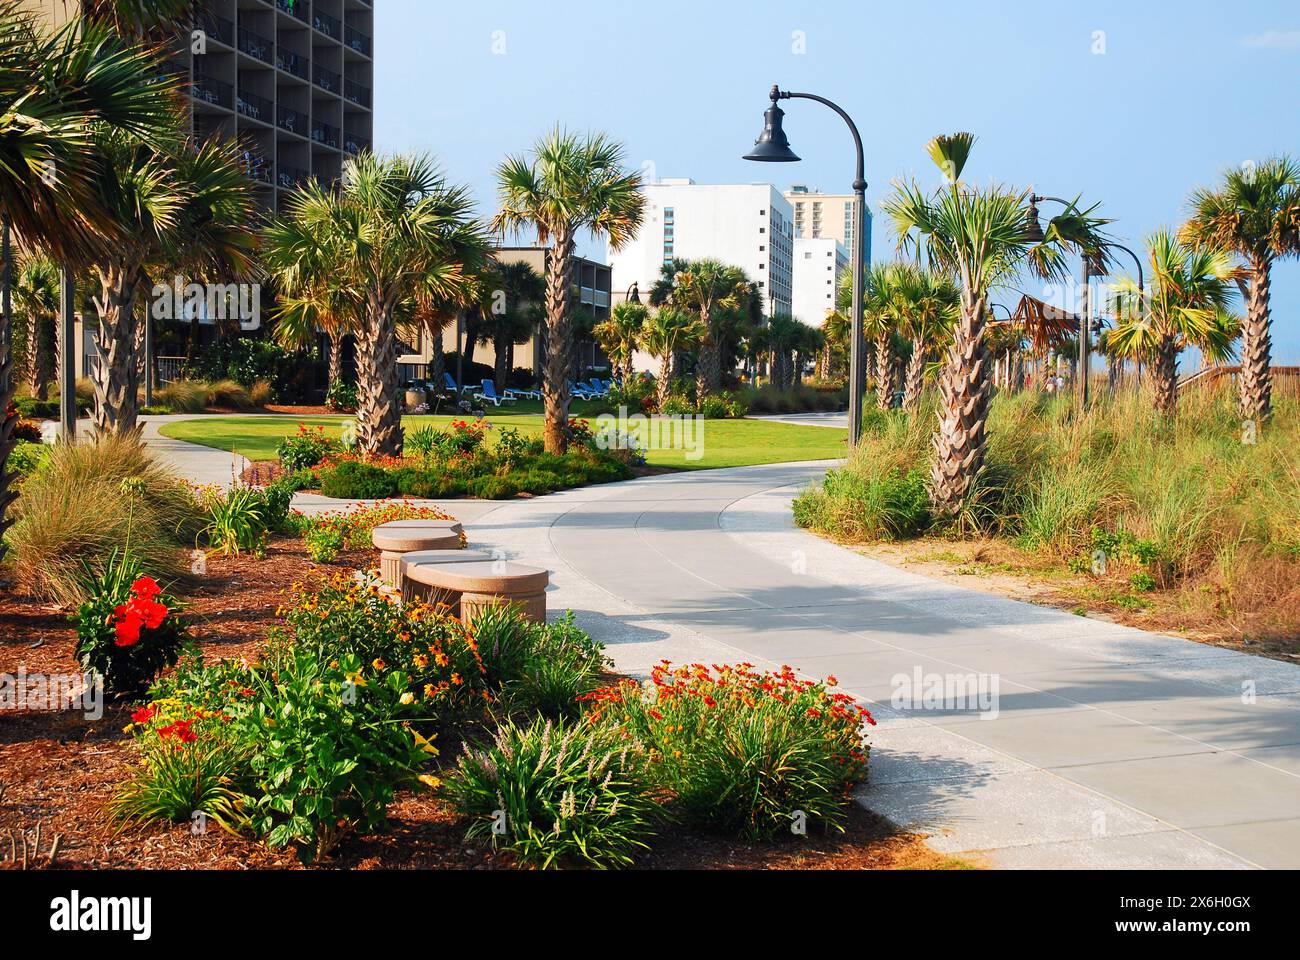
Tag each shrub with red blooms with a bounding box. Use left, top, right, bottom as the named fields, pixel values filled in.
left=580, top=662, right=873, bottom=840
left=74, top=550, right=187, bottom=697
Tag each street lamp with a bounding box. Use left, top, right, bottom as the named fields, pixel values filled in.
left=745, top=84, right=867, bottom=447
left=625, top=282, right=641, bottom=305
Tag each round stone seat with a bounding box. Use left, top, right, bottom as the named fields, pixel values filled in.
left=398, top=549, right=495, bottom=605
left=403, top=560, right=549, bottom=625
left=372, top=520, right=465, bottom=586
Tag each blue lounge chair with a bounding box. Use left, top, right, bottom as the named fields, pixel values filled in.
left=587, top=378, right=609, bottom=398
left=473, top=379, right=517, bottom=407
left=505, top=383, right=542, bottom=401
left=569, top=379, right=596, bottom=400
left=442, top=373, right=467, bottom=395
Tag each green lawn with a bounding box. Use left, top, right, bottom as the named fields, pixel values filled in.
left=159, top=413, right=848, bottom=471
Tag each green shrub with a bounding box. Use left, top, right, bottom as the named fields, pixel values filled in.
left=325, top=379, right=358, bottom=413
left=443, top=716, right=658, bottom=869
left=585, top=663, right=873, bottom=840
left=468, top=475, right=519, bottom=500
left=319, top=460, right=398, bottom=499
left=74, top=551, right=187, bottom=697
left=472, top=607, right=608, bottom=719
left=205, top=379, right=255, bottom=410
left=199, top=485, right=269, bottom=557
left=10, top=440, right=48, bottom=476
left=304, top=523, right=345, bottom=563
left=183, top=338, right=313, bottom=403
left=155, top=380, right=208, bottom=414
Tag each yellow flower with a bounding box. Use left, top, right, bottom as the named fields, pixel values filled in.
left=372, top=658, right=386, bottom=671
left=418, top=774, right=441, bottom=790
left=399, top=692, right=415, bottom=705
left=345, top=671, right=367, bottom=688
left=413, top=655, right=429, bottom=669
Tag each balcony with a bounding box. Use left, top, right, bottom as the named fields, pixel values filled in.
left=236, top=88, right=273, bottom=123
left=313, top=63, right=340, bottom=94
left=241, top=152, right=273, bottom=184
left=276, top=105, right=305, bottom=136
left=237, top=26, right=273, bottom=64
left=311, top=120, right=340, bottom=149
left=275, top=0, right=309, bottom=23
left=277, top=164, right=310, bottom=190
left=191, top=73, right=233, bottom=110
left=196, top=14, right=233, bottom=46
left=313, top=10, right=341, bottom=41
left=277, top=48, right=308, bottom=80
left=345, top=26, right=371, bottom=56
left=343, top=79, right=370, bottom=108
left=344, top=134, right=371, bottom=156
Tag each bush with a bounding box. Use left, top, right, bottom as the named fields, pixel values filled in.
left=325, top=379, right=358, bottom=413
left=473, top=607, right=608, bottom=719
left=467, top=474, right=518, bottom=500
left=239, top=647, right=429, bottom=862
left=583, top=663, right=873, bottom=840
left=304, top=523, right=345, bottom=563
left=9, top=440, right=48, bottom=476
left=276, top=423, right=340, bottom=472
left=795, top=467, right=930, bottom=541
left=8, top=435, right=200, bottom=606
left=273, top=573, right=488, bottom=720
left=205, top=379, right=254, bottom=410
left=250, top=380, right=275, bottom=407
left=443, top=716, right=657, bottom=869
left=183, top=338, right=314, bottom=403
left=199, top=485, right=270, bottom=557
left=74, top=552, right=187, bottom=697
left=319, top=460, right=399, bottom=500
left=155, top=380, right=208, bottom=414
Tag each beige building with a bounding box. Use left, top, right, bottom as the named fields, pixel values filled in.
left=784, top=184, right=872, bottom=250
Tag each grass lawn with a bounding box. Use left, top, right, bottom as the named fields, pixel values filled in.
left=159, top=412, right=848, bottom=471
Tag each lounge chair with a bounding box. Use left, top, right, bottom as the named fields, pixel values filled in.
left=473, top=380, right=517, bottom=407
left=504, top=383, right=542, bottom=401
left=586, top=378, right=609, bottom=398
left=569, top=379, right=596, bottom=400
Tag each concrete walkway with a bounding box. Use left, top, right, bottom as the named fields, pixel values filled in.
left=144, top=427, right=1300, bottom=869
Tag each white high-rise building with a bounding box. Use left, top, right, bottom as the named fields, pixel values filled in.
left=784, top=184, right=872, bottom=250
left=792, top=237, right=848, bottom=327
left=608, top=179, right=794, bottom=317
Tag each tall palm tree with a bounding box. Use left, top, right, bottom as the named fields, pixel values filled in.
left=794, top=323, right=825, bottom=387
left=640, top=306, right=705, bottom=409
left=1183, top=156, right=1300, bottom=420
left=593, top=300, right=647, bottom=381
left=884, top=133, right=1062, bottom=516
left=0, top=3, right=178, bottom=560
left=475, top=259, right=543, bottom=388
left=13, top=255, right=59, bottom=398
left=493, top=128, right=644, bottom=453
left=893, top=265, right=960, bottom=410
left=1107, top=230, right=1239, bottom=417
left=763, top=312, right=804, bottom=390
left=658, top=258, right=750, bottom=400
left=86, top=130, right=255, bottom=434
left=266, top=152, right=489, bottom=457
left=819, top=308, right=849, bottom=381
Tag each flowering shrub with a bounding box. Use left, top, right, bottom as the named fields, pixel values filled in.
left=304, top=522, right=345, bottom=563
left=433, top=419, right=490, bottom=460
left=74, top=551, right=187, bottom=696
left=305, top=502, right=463, bottom=551
left=276, top=423, right=341, bottom=472
left=110, top=693, right=252, bottom=834
left=324, top=379, right=358, bottom=413
left=272, top=573, right=488, bottom=721
left=582, top=662, right=874, bottom=839
left=444, top=717, right=658, bottom=869
left=473, top=606, right=608, bottom=720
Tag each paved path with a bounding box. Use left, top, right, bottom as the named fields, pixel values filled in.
left=145, top=428, right=1300, bottom=869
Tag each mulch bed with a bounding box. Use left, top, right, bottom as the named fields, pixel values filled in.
left=0, top=537, right=937, bottom=871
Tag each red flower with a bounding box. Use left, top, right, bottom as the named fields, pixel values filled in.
left=158, top=720, right=196, bottom=743
left=131, top=705, right=158, bottom=724
left=131, top=576, right=162, bottom=601
left=114, top=610, right=143, bottom=647
left=134, top=598, right=168, bottom=630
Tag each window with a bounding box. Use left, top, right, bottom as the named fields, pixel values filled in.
left=759, top=227, right=765, bottom=234
left=759, top=209, right=766, bottom=216
left=804, top=251, right=812, bottom=259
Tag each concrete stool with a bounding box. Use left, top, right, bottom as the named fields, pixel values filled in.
left=402, top=560, right=549, bottom=625
left=372, top=520, right=464, bottom=586
left=399, top=549, right=496, bottom=607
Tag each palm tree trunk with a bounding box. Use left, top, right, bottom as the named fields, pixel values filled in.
left=542, top=234, right=575, bottom=454
left=91, top=266, right=142, bottom=436
left=356, top=298, right=402, bottom=457
left=327, top=331, right=343, bottom=386
left=903, top=336, right=926, bottom=411
left=494, top=332, right=509, bottom=390
left=819, top=339, right=832, bottom=381
left=426, top=325, right=446, bottom=392
left=931, top=294, right=992, bottom=516
left=1238, top=260, right=1273, bottom=421
left=656, top=353, right=672, bottom=409
left=27, top=312, right=51, bottom=400
left=695, top=308, right=720, bottom=401
left=875, top=332, right=892, bottom=410
left=1152, top=334, right=1179, bottom=418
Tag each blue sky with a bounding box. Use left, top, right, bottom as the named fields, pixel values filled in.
left=375, top=0, right=1300, bottom=361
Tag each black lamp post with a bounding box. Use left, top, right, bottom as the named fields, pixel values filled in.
left=745, top=85, right=867, bottom=447
left=626, top=282, right=640, bottom=305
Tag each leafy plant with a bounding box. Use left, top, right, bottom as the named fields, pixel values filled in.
left=74, top=552, right=187, bottom=697
left=325, top=379, right=359, bottom=413
left=304, top=523, right=345, bottom=563
left=200, top=486, right=269, bottom=557
left=276, top=423, right=341, bottom=472
left=444, top=717, right=658, bottom=869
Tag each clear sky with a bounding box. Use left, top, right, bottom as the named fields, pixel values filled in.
left=375, top=0, right=1300, bottom=362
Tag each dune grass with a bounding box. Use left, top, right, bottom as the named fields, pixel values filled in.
left=794, top=385, right=1300, bottom=641
left=159, top=413, right=848, bottom=471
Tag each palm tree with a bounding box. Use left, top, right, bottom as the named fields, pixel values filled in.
left=794, top=324, right=825, bottom=387
left=763, top=313, right=804, bottom=389
left=1108, top=230, right=1239, bottom=417
left=475, top=259, right=543, bottom=389
left=0, top=3, right=179, bottom=560
left=593, top=301, right=647, bottom=381
left=266, top=153, right=489, bottom=456
left=1183, top=157, right=1300, bottom=420
left=819, top=308, right=849, bottom=381
left=658, top=259, right=750, bottom=400
left=86, top=131, right=255, bottom=434
left=884, top=133, right=1061, bottom=516
left=640, top=306, right=705, bottom=409
left=74, top=0, right=197, bottom=35
left=493, top=128, right=644, bottom=453
left=894, top=265, right=960, bottom=410
left=13, top=255, right=59, bottom=399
